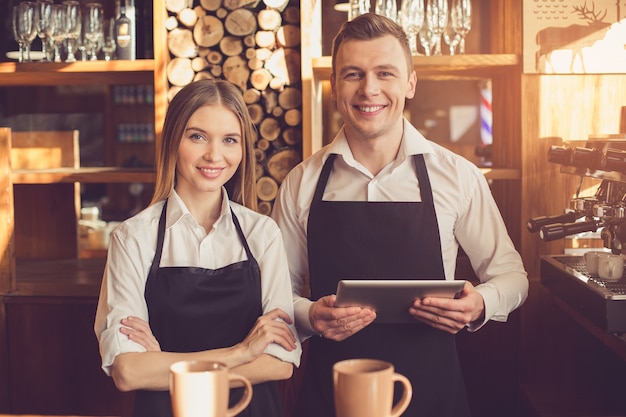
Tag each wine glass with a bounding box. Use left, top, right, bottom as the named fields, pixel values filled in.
left=399, top=0, right=424, bottom=56
left=348, top=0, right=371, bottom=22
left=50, top=3, right=67, bottom=62
left=425, top=0, right=448, bottom=55
left=84, top=3, right=104, bottom=61
left=374, top=0, right=397, bottom=21
left=450, top=0, right=472, bottom=54
left=443, top=17, right=459, bottom=55
left=36, top=0, right=54, bottom=61
left=62, top=0, right=81, bottom=63
left=418, top=17, right=435, bottom=56
left=101, top=17, right=116, bottom=61
left=12, top=2, right=38, bottom=63
left=11, top=5, right=26, bottom=63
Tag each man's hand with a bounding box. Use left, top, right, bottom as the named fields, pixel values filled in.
left=409, top=281, right=485, bottom=334
left=309, top=295, right=376, bottom=341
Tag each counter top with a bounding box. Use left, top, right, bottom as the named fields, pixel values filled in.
left=540, top=255, right=626, bottom=361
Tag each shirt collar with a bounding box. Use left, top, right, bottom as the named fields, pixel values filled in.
left=165, top=188, right=232, bottom=230
left=324, top=117, right=435, bottom=166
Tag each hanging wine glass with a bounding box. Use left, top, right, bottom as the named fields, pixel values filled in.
left=84, top=3, right=104, bottom=61
left=399, top=0, right=424, bottom=56
left=450, top=0, right=472, bottom=54
left=13, top=2, right=38, bottom=63
left=425, top=0, right=448, bottom=56
left=62, top=0, right=81, bottom=63
left=374, top=0, right=397, bottom=21
left=50, top=3, right=67, bottom=62
left=36, top=0, right=54, bottom=61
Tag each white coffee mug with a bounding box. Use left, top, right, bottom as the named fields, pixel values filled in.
left=597, top=253, right=624, bottom=281
left=170, top=360, right=252, bottom=417
left=583, top=250, right=606, bottom=275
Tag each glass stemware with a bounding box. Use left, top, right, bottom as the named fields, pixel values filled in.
left=374, top=0, right=397, bottom=21
left=399, top=0, right=424, bottom=56
left=348, top=0, right=371, bottom=22
left=101, top=17, right=116, bottom=61
left=50, top=3, right=67, bottom=62
left=11, top=5, right=26, bottom=63
left=418, top=17, right=435, bottom=56
left=62, top=0, right=82, bottom=63
left=425, top=0, right=448, bottom=56
left=36, top=0, right=54, bottom=61
left=450, top=0, right=472, bottom=54
left=12, top=2, right=38, bottom=63
left=84, top=3, right=104, bottom=61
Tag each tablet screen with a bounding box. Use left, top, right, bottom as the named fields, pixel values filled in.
left=335, top=279, right=466, bottom=324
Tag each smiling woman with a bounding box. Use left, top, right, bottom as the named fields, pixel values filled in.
left=94, top=79, right=302, bottom=417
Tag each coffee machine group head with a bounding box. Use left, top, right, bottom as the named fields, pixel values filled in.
left=527, top=136, right=626, bottom=255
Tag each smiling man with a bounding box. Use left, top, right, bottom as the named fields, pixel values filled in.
left=272, top=13, right=528, bottom=417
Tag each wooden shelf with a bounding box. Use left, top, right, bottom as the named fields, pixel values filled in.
left=0, top=60, right=155, bottom=86
left=12, top=167, right=155, bottom=184
left=480, top=168, right=521, bottom=180
left=312, top=54, right=521, bottom=80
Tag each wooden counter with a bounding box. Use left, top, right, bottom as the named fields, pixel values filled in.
left=11, top=258, right=105, bottom=297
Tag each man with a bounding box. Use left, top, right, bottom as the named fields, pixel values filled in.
left=271, top=13, right=528, bottom=417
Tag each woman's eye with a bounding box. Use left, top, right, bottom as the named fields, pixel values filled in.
left=224, top=137, right=238, bottom=144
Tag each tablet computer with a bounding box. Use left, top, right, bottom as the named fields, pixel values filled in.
left=335, top=279, right=466, bottom=324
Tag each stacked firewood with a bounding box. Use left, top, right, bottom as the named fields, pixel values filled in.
left=164, top=0, right=302, bottom=214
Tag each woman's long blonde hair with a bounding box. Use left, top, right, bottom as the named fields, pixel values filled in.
left=150, top=79, right=258, bottom=211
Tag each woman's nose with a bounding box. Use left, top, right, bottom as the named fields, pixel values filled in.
left=203, top=144, right=220, bottom=160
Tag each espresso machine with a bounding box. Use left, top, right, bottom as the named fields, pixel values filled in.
left=528, top=135, right=626, bottom=333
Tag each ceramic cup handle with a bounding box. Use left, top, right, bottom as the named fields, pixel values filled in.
left=226, top=373, right=253, bottom=417
left=390, top=373, right=413, bottom=417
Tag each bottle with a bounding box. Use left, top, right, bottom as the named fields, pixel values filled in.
left=115, top=0, right=135, bottom=60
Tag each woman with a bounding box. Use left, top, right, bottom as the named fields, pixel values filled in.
left=94, top=79, right=301, bottom=417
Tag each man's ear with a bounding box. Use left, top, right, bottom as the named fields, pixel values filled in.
left=406, top=70, right=417, bottom=99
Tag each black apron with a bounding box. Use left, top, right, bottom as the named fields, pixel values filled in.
left=297, top=154, right=470, bottom=417
left=132, top=201, right=284, bottom=417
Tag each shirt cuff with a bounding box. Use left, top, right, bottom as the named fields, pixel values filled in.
left=293, top=297, right=319, bottom=341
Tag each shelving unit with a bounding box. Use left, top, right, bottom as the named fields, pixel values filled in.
left=0, top=1, right=167, bottom=413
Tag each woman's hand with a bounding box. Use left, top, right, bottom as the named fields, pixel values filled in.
left=119, top=316, right=162, bottom=352
left=237, top=308, right=297, bottom=363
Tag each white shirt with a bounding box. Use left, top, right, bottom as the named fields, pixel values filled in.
left=272, top=119, right=528, bottom=339
left=95, top=189, right=302, bottom=375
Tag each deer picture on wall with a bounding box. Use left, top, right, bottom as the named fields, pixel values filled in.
left=523, top=0, right=626, bottom=74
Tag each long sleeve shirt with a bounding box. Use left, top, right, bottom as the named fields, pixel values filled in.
left=272, top=119, right=528, bottom=340
left=95, top=189, right=302, bottom=374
